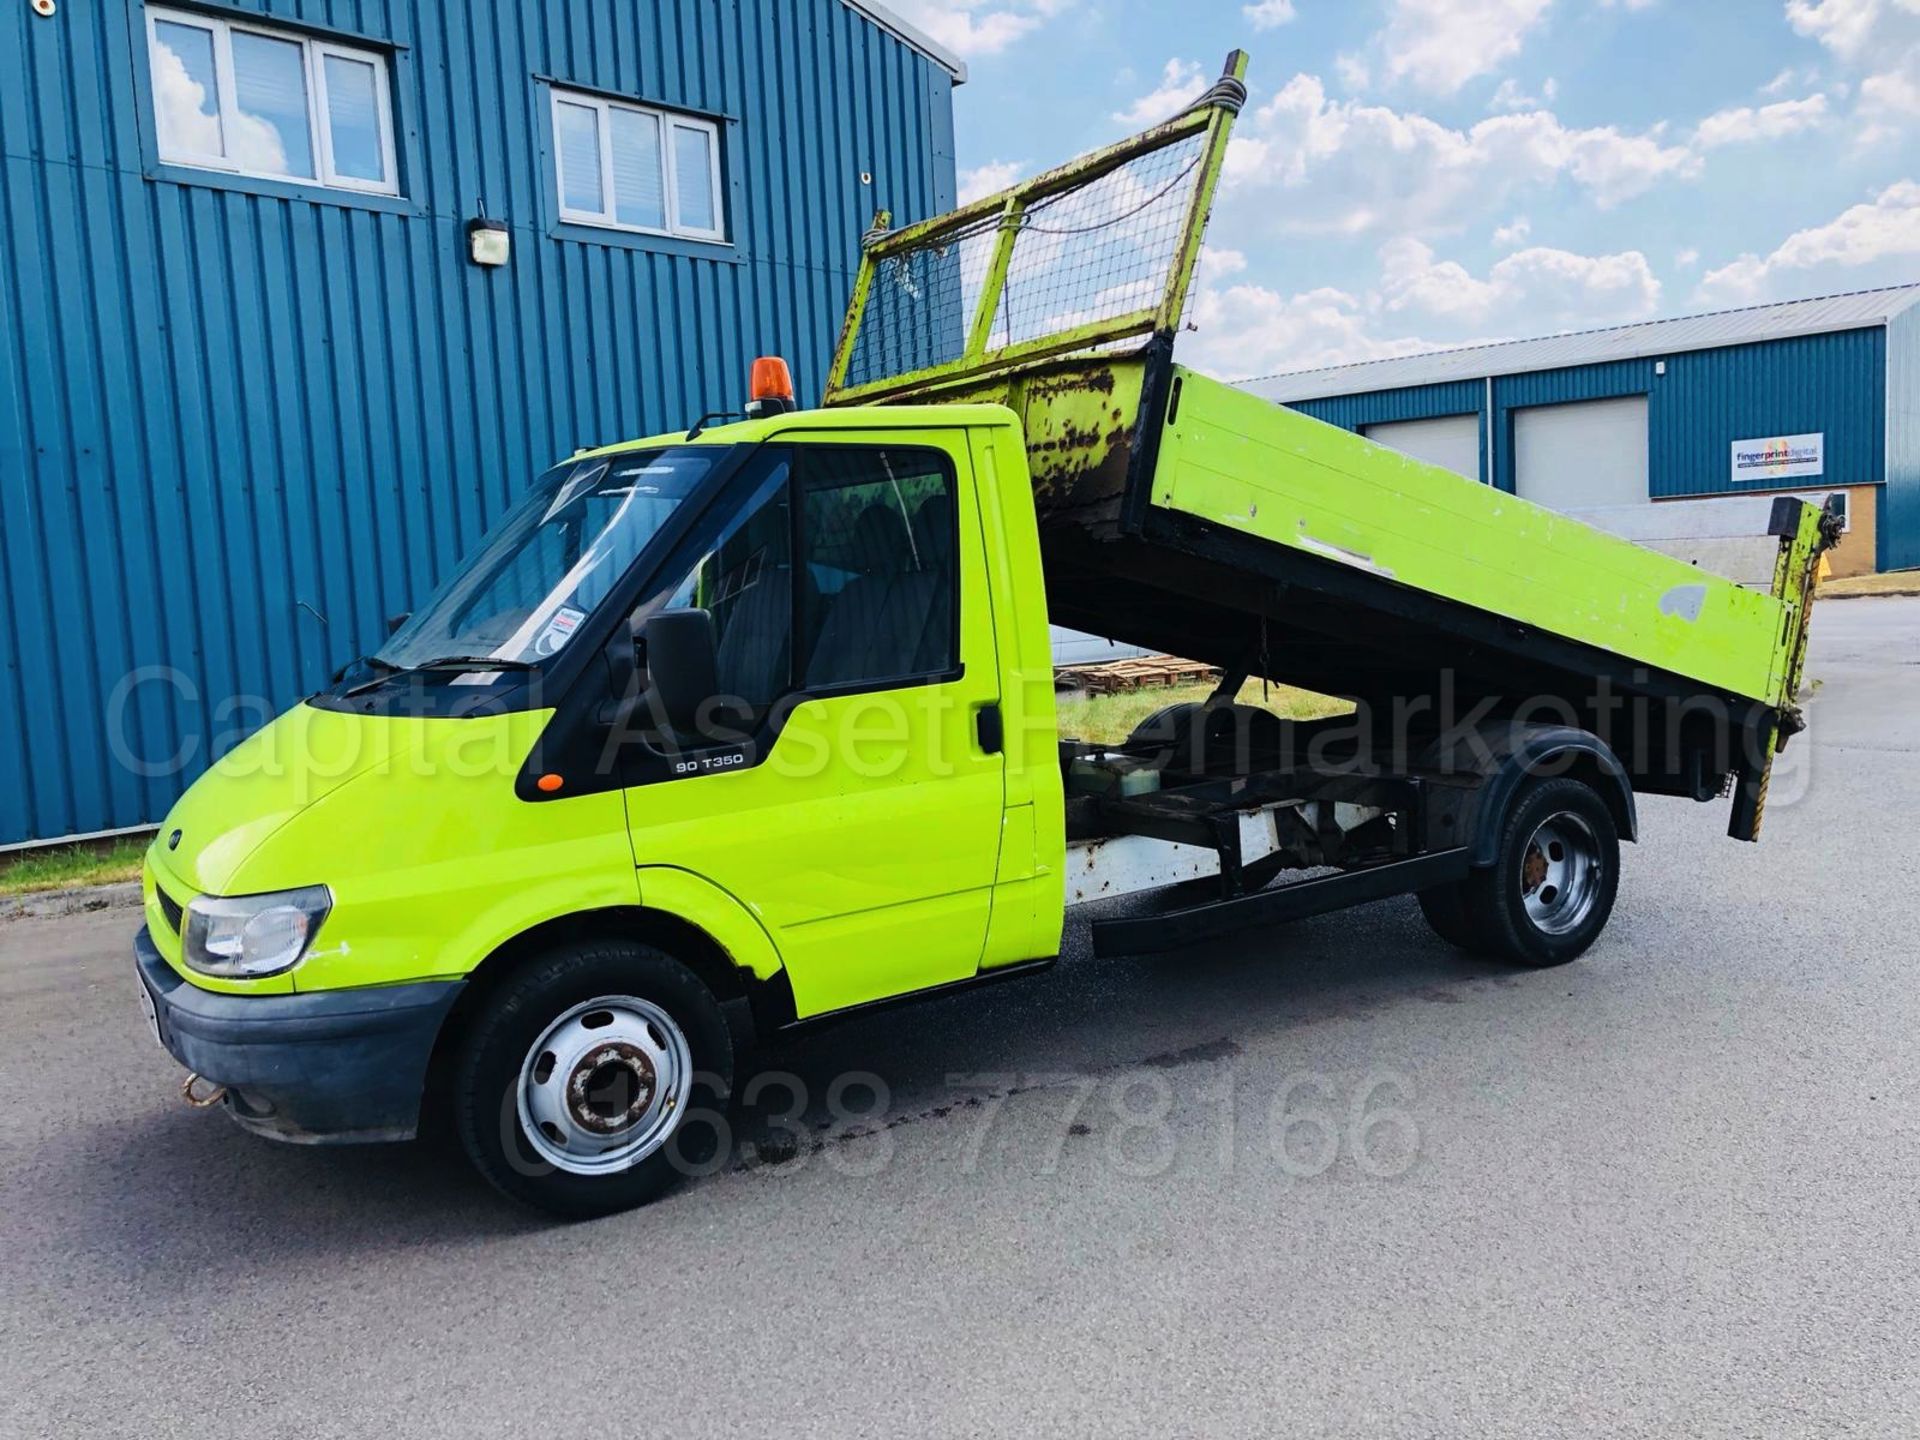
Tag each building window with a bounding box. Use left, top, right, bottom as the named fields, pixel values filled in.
left=549, top=87, right=725, bottom=243
left=145, top=5, right=398, bottom=195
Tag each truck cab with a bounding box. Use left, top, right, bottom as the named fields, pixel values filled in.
left=137, top=403, right=1070, bottom=1214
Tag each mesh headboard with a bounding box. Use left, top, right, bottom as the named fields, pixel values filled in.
left=824, top=51, right=1248, bottom=406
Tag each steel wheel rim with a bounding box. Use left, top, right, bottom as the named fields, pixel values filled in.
left=1518, top=811, right=1602, bottom=936
left=516, top=995, right=692, bottom=1176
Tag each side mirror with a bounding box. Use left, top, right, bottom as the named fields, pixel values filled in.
left=643, top=609, right=718, bottom=737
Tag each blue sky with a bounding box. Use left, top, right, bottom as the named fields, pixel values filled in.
left=888, top=0, right=1920, bottom=380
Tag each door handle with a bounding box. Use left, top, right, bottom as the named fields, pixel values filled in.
left=975, top=703, right=1004, bottom=755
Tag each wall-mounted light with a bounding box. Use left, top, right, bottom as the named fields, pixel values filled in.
left=31, top=0, right=58, bottom=16
left=467, top=216, right=510, bottom=268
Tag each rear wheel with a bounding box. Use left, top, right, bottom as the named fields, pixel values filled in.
left=453, top=939, right=734, bottom=1218
left=1416, top=881, right=1481, bottom=950
left=1463, top=776, right=1620, bottom=967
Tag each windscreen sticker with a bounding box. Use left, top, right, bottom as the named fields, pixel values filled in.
left=533, top=606, right=586, bottom=657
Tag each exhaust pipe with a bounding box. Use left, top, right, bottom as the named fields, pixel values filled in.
left=181, top=1073, right=227, bottom=1109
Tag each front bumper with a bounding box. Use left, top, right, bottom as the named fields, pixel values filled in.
left=134, top=926, right=463, bottom=1144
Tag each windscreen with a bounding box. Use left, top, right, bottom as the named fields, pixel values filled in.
left=379, top=447, right=729, bottom=668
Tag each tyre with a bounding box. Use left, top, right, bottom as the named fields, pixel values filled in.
left=453, top=939, right=734, bottom=1218
left=1416, top=881, right=1482, bottom=950
left=1463, top=776, right=1620, bottom=967
left=1125, top=701, right=1287, bottom=777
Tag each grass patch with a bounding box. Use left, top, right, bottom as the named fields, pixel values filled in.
left=1818, top=569, right=1920, bottom=599
left=0, top=836, right=150, bottom=898
left=1056, top=679, right=1352, bottom=747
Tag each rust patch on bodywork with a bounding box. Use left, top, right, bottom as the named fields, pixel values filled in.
left=1019, top=356, right=1146, bottom=520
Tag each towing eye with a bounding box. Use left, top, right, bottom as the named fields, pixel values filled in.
left=181, top=1073, right=228, bottom=1109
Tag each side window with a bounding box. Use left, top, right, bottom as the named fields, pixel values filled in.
left=656, top=457, right=794, bottom=711
left=550, top=86, right=726, bottom=243
left=797, top=448, right=959, bottom=690
left=145, top=5, right=399, bottom=195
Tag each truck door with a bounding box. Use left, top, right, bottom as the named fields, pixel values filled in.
left=623, top=431, right=1007, bottom=1017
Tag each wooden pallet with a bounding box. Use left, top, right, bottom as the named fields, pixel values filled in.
left=1054, top=654, right=1221, bottom=695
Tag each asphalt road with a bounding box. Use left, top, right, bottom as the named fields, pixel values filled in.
left=3, top=599, right=1916, bottom=1439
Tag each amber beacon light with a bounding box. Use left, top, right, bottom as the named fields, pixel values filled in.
left=745, top=356, right=797, bottom=418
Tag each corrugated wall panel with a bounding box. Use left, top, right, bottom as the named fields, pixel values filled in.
left=1880, top=306, right=1919, bottom=570
left=1286, top=380, right=1490, bottom=483
left=1286, top=380, right=1487, bottom=432
left=1273, top=333, right=1888, bottom=506
left=0, top=0, right=956, bottom=845
left=1644, top=331, right=1884, bottom=500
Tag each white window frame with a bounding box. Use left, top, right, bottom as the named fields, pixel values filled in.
left=549, top=87, right=727, bottom=245
left=145, top=5, right=399, bottom=197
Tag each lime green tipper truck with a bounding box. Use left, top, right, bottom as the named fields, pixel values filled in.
left=133, top=54, right=1839, bottom=1215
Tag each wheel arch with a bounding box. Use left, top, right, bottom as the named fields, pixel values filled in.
left=420, top=879, right=790, bottom=1131
left=1466, top=726, right=1637, bottom=868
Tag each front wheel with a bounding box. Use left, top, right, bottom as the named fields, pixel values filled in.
left=1462, top=776, right=1620, bottom=967
left=453, top=939, right=734, bottom=1218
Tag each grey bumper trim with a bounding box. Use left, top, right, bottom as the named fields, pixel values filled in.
left=134, top=927, right=463, bottom=1144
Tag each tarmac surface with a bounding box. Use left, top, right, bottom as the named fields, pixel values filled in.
left=2, top=598, right=1915, bottom=1438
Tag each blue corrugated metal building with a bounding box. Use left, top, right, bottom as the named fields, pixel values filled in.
left=1242, top=285, right=1920, bottom=582
left=0, top=0, right=963, bottom=847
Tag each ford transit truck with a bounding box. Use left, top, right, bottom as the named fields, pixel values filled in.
left=133, top=54, right=1840, bottom=1215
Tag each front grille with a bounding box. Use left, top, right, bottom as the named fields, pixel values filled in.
left=155, top=885, right=183, bottom=936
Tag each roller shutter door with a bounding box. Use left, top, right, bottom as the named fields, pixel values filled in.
left=1514, top=396, right=1649, bottom=510
left=1361, top=414, right=1482, bottom=482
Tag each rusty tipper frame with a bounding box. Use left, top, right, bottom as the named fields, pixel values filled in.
left=824, top=51, right=1251, bottom=405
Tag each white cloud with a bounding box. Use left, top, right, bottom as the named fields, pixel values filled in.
left=1762, top=65, right=1822, bottom=94
left=1179, top=235, right=1662, bottom=380
left=1225, top=73, right=1701, bottom=233
left=1202, top=245, right=1249, bottom=278
left=1785, top=0, right=1920, bottom=141
left=1182, top=283, right=1449, bottom=378
left=1694, top=255, right=1772, bottom=305
left=882, top=0, right=1073, bottom=59
left=1113, top=58, right=1207, bottom=127
left=1489, top=79, right=1532, bottom=112
left=1858, top=51, right=1920, bottom=140
left=1693, top=94, right=1830, bottom=146
left=1243, top=0, right=1297, bottom=28
left=1494, top=216, right=1533, bottom=246
left=1785, top=0, right=1918, bottom=63
left=1694, top=180, right=1920, bottom=304
left=1489, top=76, right=1558, bottom=111
left=1377, top=0, right=1556, bottom=96
left=1676, top=247, right=1700, bottom=267
left=1378, top=236, right=1662, bottom=327
left=958, top=160, right=1024, bottom=205
left=1335, top=53, right=1372, bottom=91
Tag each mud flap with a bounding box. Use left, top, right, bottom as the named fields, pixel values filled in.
left=1726, top=715, right=1778, bottom=843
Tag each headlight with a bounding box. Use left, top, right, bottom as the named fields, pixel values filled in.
left=183, top=886, right=333, bottom=978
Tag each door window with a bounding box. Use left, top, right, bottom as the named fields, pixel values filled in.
left=797, top=448, right=959, bottom=690
left=631, top=444, right=962, bottom=744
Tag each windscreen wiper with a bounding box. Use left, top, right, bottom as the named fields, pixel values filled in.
left=332, top=652, right=401, bottom=684
left=340, top=654, right=535, bottom=698
left=335, top=654, right=404, bottom=697
left=409, top=655, right=538, bottom=671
